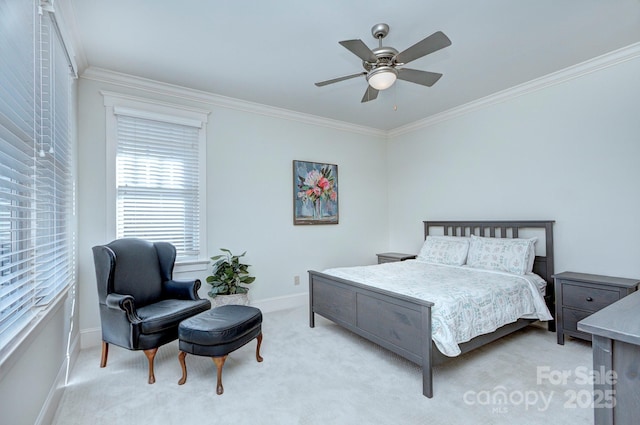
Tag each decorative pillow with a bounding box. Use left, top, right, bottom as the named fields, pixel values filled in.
left=466, top=235, right=537, bottom=275
left=417, top=236, right=470, bottom=266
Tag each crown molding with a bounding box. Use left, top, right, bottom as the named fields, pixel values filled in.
left=81, top=67, right=386, bottom=138
left=80, top=41, right=640, bottom=140
left=388, top=41, right=640, bottom=137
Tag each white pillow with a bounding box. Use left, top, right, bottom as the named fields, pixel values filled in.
left=466, top=235, right=537, bottom=275
left=417, top=236, right=470, bottom=266
left=527, top=242, right=536, bottom=273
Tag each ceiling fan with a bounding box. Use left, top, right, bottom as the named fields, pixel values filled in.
left=315, top=23, right=451, bottom=103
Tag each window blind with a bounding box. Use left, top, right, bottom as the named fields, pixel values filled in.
left=0, top=0, right=38, bottom=344
left=0, top=0, right=74, bottom=348
left=115, top=114, right=201, bottom=261
left=35, top=5, right=74, bottom=306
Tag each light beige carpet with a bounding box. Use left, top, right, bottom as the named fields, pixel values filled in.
left=53, top=306, right=593, bottom=425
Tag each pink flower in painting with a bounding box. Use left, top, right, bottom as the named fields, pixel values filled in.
left=296, top=165, right=338, bottom=206
left=317, top=177, right=330, bottom=190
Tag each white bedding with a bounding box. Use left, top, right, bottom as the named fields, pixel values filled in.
left=322, top=260, right=553, bottom=357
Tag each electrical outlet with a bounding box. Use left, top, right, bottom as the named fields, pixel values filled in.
left=294, top=275, right=300, bottom=286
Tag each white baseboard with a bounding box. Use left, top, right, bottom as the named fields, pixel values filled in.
left=36, top=332, right=80, bottom=425
left=80, top=327, right=103, bottom=350
left=249, top=292, right=308, bottom=313
left=80, top=292, right=308, bottom=348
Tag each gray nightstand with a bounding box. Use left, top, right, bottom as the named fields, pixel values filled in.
left=554, top=271, right=640, bottom=345
left=376, top=252, right=417, bottom=264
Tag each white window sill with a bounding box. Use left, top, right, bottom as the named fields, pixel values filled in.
left=0, top=285, right=71, bottom=381
left=174, top=259, right=209, bottom=274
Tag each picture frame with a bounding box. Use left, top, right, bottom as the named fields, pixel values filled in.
left=293, top=160, right=339, bottom=225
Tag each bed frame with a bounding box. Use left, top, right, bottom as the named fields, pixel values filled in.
left=308, top=220, right=555, bottom=398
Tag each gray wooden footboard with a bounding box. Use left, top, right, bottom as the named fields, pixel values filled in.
left=308, top=220, right=555, bottom=398
left=308, top=270, right=435, bottom=397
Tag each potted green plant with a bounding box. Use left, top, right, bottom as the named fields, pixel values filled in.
left=206, top=248, right=256, bottom=306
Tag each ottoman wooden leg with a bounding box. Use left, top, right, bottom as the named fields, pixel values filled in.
left=212, top=356, right=227, bottom=395
left=178, top=351, right=188, bottom=385
left=256, top=333, right=263, bottom=362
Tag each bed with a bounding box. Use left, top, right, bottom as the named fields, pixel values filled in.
left=308, top=220, right=555, bottom=398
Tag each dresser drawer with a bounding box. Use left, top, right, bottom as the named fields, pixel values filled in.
left=561, top=282, right=619, bottom=311
left=562, top=307, right=593, bottom=338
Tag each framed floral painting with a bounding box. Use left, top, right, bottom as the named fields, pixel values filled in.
left=293, top=160, right=338, bottom=225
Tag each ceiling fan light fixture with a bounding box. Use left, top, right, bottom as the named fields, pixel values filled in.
left=367, top=66, right=397, bottom=90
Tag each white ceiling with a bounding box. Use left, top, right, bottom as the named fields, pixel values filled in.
left=65, top=0, right=640, bottom=131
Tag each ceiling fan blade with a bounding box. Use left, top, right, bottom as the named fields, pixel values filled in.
left=395, top=31, right=451, bottom=65
left=339, top=39, right=378, bottom=63
left=361, top=86, right=379, bottom=103
left=397, top=68, right=443, bottom=87
left=315, top=72, right=366, bottom=87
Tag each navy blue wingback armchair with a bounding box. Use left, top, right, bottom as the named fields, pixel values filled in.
left=92, top=238, right=211, bottom=383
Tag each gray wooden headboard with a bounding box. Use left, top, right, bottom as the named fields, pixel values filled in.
left=424, top=220, right=555, bottom=326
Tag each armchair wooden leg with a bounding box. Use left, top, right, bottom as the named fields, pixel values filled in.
left=100, top=341, right=109, bottom=368
left=256, top=333, right=263, bottom=362
left=144, top=348, right=158, bottom=384
left=178, top=351, right=188, bottom=385
left=212, top=356, right=227, bottom=395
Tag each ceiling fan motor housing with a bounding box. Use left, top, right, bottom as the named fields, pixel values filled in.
left=363, top=47, right=399, bottom=71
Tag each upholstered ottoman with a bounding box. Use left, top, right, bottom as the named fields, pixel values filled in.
left=177, top=305, right=263, bottom=394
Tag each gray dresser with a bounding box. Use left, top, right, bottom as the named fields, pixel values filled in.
left=554, top=272, right=639, bottom=345
left=578, top=290, right=640, bottom=425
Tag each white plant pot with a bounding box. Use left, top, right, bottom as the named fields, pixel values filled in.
left=209, top=293, right=249, bottom=308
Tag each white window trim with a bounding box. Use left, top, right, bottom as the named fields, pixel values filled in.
left=101, top=91, right=210, bottom=265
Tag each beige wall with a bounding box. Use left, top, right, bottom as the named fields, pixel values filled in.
left=387, top=54, right=640, bottom=280
left=76, top=74, right=390, bottom=343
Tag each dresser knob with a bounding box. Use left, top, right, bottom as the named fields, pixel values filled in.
left=586, top=297, right=593, bottom=302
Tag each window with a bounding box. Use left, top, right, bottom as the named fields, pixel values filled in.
left=0, top=0, right=76, bottom=349
left=103, top=94, right=208, bottom=262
